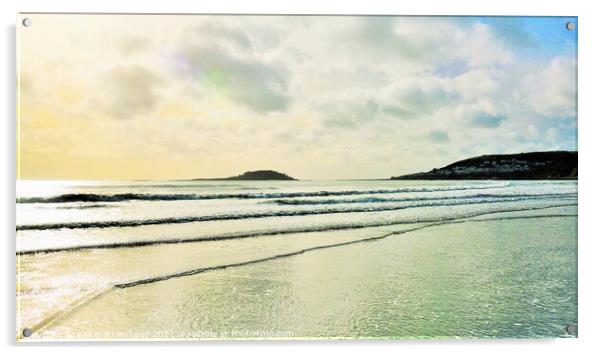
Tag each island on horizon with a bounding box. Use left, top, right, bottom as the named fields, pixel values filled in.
left=193, top=170, right=297, bottom=181
left=391, top=151, right=577, bottom=180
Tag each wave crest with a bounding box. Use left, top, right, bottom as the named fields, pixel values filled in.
left=17, top=184, right=510, bottom=204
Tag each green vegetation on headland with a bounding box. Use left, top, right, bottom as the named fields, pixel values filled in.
left=195, top=170, right=297, bottom=181
left=391, top=151, right=577, bottom=180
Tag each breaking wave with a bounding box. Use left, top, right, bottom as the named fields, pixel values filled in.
left=270, top=192, right=577, bottom=205
left=17, top=203, right=576, bottom=255
left=18, top=194, right=567, bottom=231
left=17, top=183, right=509, bottom=204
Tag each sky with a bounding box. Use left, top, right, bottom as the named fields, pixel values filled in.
left=17, top=15, right=577, bottom=180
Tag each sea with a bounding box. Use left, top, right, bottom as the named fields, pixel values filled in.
left=16, top=179, right=578, bottom=339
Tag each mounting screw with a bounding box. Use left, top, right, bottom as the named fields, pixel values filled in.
left=22, top=328, right=33, bottom=337
left=565, top=324, right=577, bottom=335
left=22, top=18, right=32, bottom=27
left=566, top=22, right=576, bottom=31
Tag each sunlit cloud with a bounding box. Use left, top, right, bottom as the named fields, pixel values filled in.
left=18, top=15, right=577, bottom=180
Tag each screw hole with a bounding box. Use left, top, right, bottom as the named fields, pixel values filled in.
left=566, top=22, right=575, bottom=31
left=565, top=324, right=577, bottom=335
left=22, top=328, right=33, bottom=337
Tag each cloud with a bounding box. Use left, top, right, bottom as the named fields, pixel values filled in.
left=173, top=20, right=291, bottom=113
left=392, top=86, right=460, bottom=118
left=18, top=15, right=578, bottom=179
left=120, top=37, right=151, bottom=55
left=428, top=130, right=449, bottom=142
left=184, top=45, right=290, bottom=112
left=487, top=18, right=537, bottom=48
left=322, top=99, right=380, bottom=128
left=339, top=17, right=459, bottom=65
left=434, top=59, right=470, bottom=78
left=100, top=66, right=163, bottom=119
left=470, top=113, right=506, bottom=128
left=192, top=20, right=253, bottom=51
left=314, top=78, right=461, bottom=134
left=519, top=57, right=576, bottom=117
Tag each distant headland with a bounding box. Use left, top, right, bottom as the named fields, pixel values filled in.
left=187, top=151, right=577, bottom=181
left=391, top=151, right=577, bottom=180
left=194, top=170, right=297, bottom=181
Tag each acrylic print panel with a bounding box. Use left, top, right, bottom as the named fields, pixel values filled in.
left=16, top=13, right=578, bottom=340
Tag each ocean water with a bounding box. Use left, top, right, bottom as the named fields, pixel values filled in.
left=16, top=180, right=578, bottom=339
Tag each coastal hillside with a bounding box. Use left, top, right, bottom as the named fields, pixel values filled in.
left=196, top=170, right=297, bottom=181
left=392, top=151, right=577, bottom=180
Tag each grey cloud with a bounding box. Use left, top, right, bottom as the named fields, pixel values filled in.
left=385, top=87, right=460, bottom=119
left=323, top=86, right=459, bottom=128
left=381, top=105, right=413, bottom=120
left=323, top=99, right=380, bottom=129
left=324, top=117, right=356, bottom=129
left=179, top=43, right=291, bottom=113
left=470, top=113, right=505, bottom=128
left=361, top=17, right=395, bottom=48
left=342, top=17, right=452, bottom=63
left=101, top=66, right=163, bottom=119
left=192, top=21, right=252, bottom=51
left=428, top=130, right=449, bottom=142
left=403, top=88, right=457, bottom=113
left=359, top=17, right=424, bottom=59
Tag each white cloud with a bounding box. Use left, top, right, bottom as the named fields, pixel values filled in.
left=519, top=57, right=576, bottom=117
left=19, top=15, right=578, bottom=179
